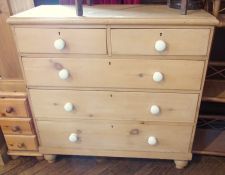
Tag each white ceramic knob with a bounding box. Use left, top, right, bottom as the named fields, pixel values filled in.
left=58, top=69, right=70, bottom=80
left=150, top=105, right=160, bottom=115
left=54, top=38, right=66, bottom=50
left=153, top=72, right=164, bottom=82
left=64, top=102, right=74, bottom=112
left=69, top=133, right=78, bottom=143
left=148, top=136, right=157, bottom=146
left=155, top=40, right=166, bottom=52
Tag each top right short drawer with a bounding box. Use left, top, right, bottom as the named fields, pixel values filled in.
left=111, top=29, right=210, bottom=56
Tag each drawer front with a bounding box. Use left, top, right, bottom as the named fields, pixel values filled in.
left=5, top=135, right=38, bottom=151
left=37, top=120, right=192, bottom=153
left=23, top=58, right=204, bottom=90
left=0, top=98, right=28, bottom=118
left=111, top=29, right=210, bottom=55
left=15, top=28, right=107, bottom=54
left=0, top=118, right=34, bottom=135
left=30, top=89, right=199, bottom=122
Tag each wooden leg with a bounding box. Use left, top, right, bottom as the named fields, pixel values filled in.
left=44, top=154, right=56, bottom=163
left=10, top=155, right=19, bottom=160
left=36, top=156, right=44, bottom=161
left=174, top=160, right=188, bottom=169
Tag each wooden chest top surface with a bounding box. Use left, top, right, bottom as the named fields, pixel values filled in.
left=7, top=5, right=218, bottom=26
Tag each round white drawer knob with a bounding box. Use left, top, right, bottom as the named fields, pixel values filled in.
left=54, top=38, right=66, bottom=50
left=69, top=133, right=78, bottom=143
left=155, top=40, right=166, bottom=52
left=58, top=69, right=70, bottom=80
left=64, top=102, right=74, bottom=112
left=148, top=136, right=157, bottom=146
left=150, top=105, right=160, bottom=115
left=153, top=72, right=164, bottom=82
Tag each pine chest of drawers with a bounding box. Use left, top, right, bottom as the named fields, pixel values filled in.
left=8, top=5, right=218, bottom=168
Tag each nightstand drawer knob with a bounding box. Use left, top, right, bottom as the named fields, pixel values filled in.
left=153, top=72, right=164, bottom=82
left=69, top=133, right=78, bottom=142
left=155, top=40, right=166, bottom=52
left=148, top=136, right=157, bottom=145
left=11, top=126, right=21, bottom=132
left=64, top=102, right=74, bottom=112
left=58, top=69, right=70, bottom=80
left=17, top=143, right=25, bottom=148
left=54, top=38, right=66, bottom=50
left=5, top=106, right=14, bottom=113
left=150, top=105, right=160, bottom=115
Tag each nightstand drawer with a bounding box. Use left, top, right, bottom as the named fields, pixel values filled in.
left=15, top=28, right=107, bottom=54
left=23, top=58, right=204, bottom=90
left=37, top=120, right=193, bottom=153
left=5, top=135, right=38, bottom=151
left=0, top=118, right=34, bottom=135
left=30, top=89, right=199, bottom=123
left=0, top=98, right=28, bottom=118
left=111, top=29, right=210, bottom=55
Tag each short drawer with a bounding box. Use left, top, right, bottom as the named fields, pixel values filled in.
left=30, top=89, right=199, bottom=123
left=15, top=28, right=107, bottom=54
left=111, top=29, right=210, bottom=55
left=23, top=58, right=204, bottom=90
left=37, top=120, right=192, bottom=153
left=0, top=98, right=28, bottom=118
left=0, top=118, right=34, bottom=135
left=5, top=135, right=38, bottom=151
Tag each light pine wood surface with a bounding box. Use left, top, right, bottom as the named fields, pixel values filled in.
left=111, top=29, right=210, bottom=55
left=29, top=89, right=199, bottom=123
left=37, top=120, right=193, bottom=153
left=8, top=4, right=217, bottom=169
left=5, top=135, right=38, bottom=151
left=0, top=98, right=28, bottom=118
left=15, top=28, right=107, bottom=54
left=0, top=118, right=34, bottom=135
left=7, top=5, right=218, bottom=26
left=0, top=0, right=22, bottom=80
left=22, top=58, right=205, bottom=90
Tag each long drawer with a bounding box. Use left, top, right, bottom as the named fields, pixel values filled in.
left=0, top=98, right=28, bottom=118
left=15, top=28, right=107, bottom=54
left=30, top=89, right=199, bottom=122
left=37, top=120, right=193, bottom=153
left=111, top=29, right=210, bottom=55
left=23, top=58, right=204, bottom=90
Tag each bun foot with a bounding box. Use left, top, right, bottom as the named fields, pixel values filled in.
left=10, top=155, right=19, bottom=160
left=174, top=160, right=188, bottom=169
left=44, top=154, right=56, bottom=163
left=36, top=156, right=44, bottom=161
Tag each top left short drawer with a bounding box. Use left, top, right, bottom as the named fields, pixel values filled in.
left=14, top=28, right=107, bottom=54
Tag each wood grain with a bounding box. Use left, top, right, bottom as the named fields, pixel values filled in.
left=15, top=28, right=107, bottom=54
left=37, top=120, right=193, bottom=153
left=111, top=29, right=210, bottom=56
left=29, top=89, right=199, bottom=123
left=0, top=0, right=22, bottom=79
left=0, top=118, right=34, bottom=135
left=5, top=135, right=38, bottom=151
left=22, top=58, right=205, bottom=90
left=0, top=98, right=28, bottom=118
left=7, top=5, right=218, bottom=26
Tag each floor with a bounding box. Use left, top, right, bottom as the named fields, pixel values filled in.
left=0, top=154, right=225, bottom=175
